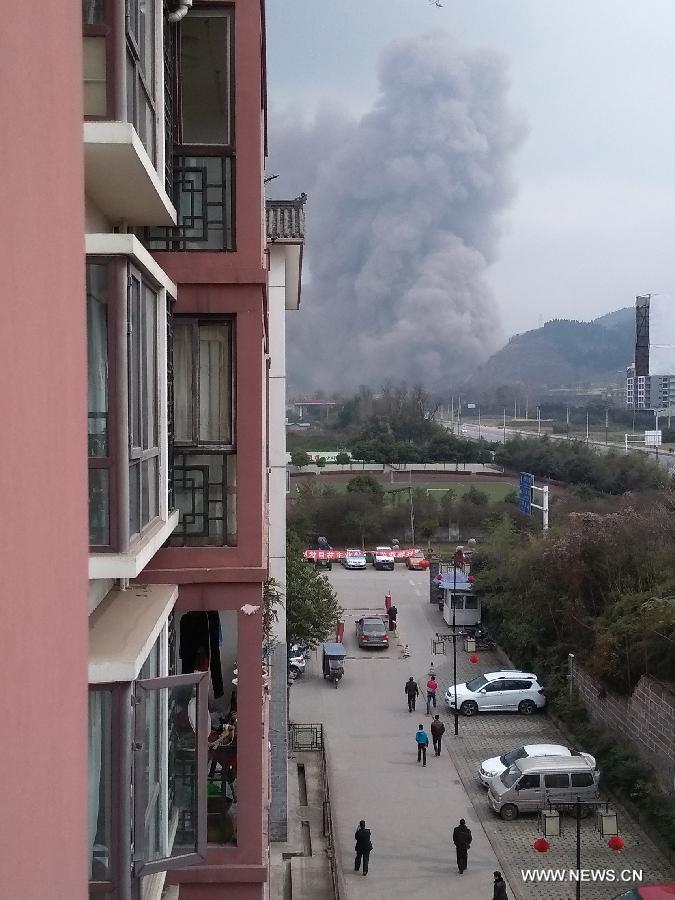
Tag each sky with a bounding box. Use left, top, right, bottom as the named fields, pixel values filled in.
left=265, top=0, right=675, bottom=384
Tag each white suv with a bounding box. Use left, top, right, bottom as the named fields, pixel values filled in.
left=373, top=546, right=395, bottom=571
left=444, top=670, right=546, bottom=717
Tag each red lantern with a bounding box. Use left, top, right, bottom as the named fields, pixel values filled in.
left=533, top=838, right=550, bottom=853
left=468, top=575, right=474, bottom=582
left=469, top=654, right=480, bottom=664
left=608, top=835, right=625, bottom=852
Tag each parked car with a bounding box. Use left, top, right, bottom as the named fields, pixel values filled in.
left=342, top=550, right=367, bottom=570
left=487, top=756, right=600, bottom=820
left=356, top=616, right=389, bottom=648
left=479, top=744, right=596, bottom=787
left=444, top=670, right=546, bottom=717
left=373, top=546, right=395, bottom=570
left=612, top=886, right=675, bottom=899
left=405, top=551, right=429, bottom=570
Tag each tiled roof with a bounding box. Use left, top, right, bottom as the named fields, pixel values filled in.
left=266, top=193, right=306, bottom=241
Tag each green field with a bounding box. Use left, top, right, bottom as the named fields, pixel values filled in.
left=290, top=477, right=516, bottom=501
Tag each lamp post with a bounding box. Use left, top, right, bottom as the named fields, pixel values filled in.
left=537, top=406, right=541, bottom=434
left=451, top=547, right=464, bottom=736
left=503, top=408, right=507, bottom=444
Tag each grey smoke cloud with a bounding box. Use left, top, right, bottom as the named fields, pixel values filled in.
left=268, top=30, right=526, bottom=392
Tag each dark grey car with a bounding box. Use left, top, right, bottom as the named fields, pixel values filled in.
left=356, top=616, right=389, bottom=648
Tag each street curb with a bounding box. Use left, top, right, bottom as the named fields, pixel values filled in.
left=320, top=726, right=349, bottom=900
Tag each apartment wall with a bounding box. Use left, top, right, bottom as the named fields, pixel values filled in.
left=0, top=5, right=88, bottom=900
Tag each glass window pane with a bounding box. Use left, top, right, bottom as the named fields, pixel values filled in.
left=129, top=462, right=140, bottom=538
left=138, top=0, right=155, bottom=87
left=89, top=468, right=109, bottom=545
left=199, top=323, right=231, bottom=443
left=180, top=13, right=231, bottom=145
left=142, top=284, right=157, bottom=450
left=82, top=0, right=105, bottom=25
left=83, top=36, right=107, bottom=117
left=87, top=263, right=108, bottom=458
left=142, top=457, right=159, bottom=527
left=173, top=323, right=194, bottom=442
left=128, top=275, right=142, bottom=450
left=88, top=691, right=112, bottom=880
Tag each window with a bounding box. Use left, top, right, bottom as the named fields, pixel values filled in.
left=465, top=596, right=478, bottom=610
left=170, top=318, right=236, bottom=547
left=517, top=774, right=540, bottom=790
left=504, top=680, right=532, bottom=691
left=179, top=9, right=232, bottom=146
left=544, top=773, right=570, bottom=789
left=126, top=0, right=157, bottom=162
left=571, top=772, right=594, bottom=788
left=88, top=635, right=209, bottom=897
left=128, top=268, right=160, bottom=540
left=484, top=681, right=505, bottom=693
left=83, top=0, right=109, bottom=117
left=87, top=261, right=112, bottom=546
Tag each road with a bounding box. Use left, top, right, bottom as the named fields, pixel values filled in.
left=453, top=422, right=675, bottom=473
left=289, top=567, right=506, bottom=900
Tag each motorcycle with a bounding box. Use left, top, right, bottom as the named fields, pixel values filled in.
left=288, top=644, right=307, bottom=676
left=474, top=625, right=497, bottom=652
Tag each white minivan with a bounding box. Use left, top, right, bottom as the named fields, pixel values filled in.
left=487, top=756, right=600, bottom=820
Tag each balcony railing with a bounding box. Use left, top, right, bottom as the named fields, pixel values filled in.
left=169, top=451, right=236, bottom=547
left=141, top=151, right=233, bottom=251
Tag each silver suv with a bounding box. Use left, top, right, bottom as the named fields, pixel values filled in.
left=444, top=670, right=546, bottom=717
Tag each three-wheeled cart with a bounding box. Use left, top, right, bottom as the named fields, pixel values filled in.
left=321, top=642, right=346, bottom=688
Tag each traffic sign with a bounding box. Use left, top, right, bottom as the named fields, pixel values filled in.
left=645, top=430, right=662, bottom=447
left=519, top=471, right=534, bottom=514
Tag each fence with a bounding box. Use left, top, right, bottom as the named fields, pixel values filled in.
left=288, top=723, right=341, bottom=900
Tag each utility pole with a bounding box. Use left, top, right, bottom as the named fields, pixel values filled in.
left=478, top=406, right=481, bottom=440
left=585, top=410, right=589, bottom=444
left=525, top=396, right=529, bottom=420
left=537, top=406, right=541, bottom=434
left=566, top=407, right=570, bottom=440
left=605, top=409, right=609, bottom=445
left=450, top=396, right=454, bottom=432
left=503, top=408, right=507, bottom=443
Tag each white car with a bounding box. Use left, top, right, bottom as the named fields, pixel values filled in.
left=373, top=546, right=395, bottom=571
left=478, top=744, right=596, bottom=787
left=342, top=550, right=367, bottom=569
left=444, top=670, right=546, bottom=717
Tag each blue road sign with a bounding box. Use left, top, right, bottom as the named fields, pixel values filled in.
left=519, top=471, right=534, bottom=514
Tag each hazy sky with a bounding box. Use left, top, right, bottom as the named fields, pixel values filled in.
left=266, top=0, right=675, bottom=339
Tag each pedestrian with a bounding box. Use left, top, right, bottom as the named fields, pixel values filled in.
left=354, top=819, right=372, bottom=876
left=415, top=723, right=429, bottom=766
left=452, top=818, right=472, bottom=874
left=405, top=676, right=419, bottom=712
left=426, top=674, right=438, bottom=714
left=388, top=604, right=398, bottom=631
left=492, top=871, right=508, bottom=900
left=430, top=714, right=445, bottom=756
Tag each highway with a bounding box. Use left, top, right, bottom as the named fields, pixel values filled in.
left=446, top=421, right=675, bottom=473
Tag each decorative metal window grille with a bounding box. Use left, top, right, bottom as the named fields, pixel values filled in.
left=169, top=451, right=236, bottom=546
left=142, top=153, right=233, bottom=251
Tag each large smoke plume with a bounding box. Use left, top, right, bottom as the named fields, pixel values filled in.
left=268, top=30, right=525, bottom=392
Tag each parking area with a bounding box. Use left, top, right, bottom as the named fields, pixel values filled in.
left=429, top=644, right=673, bottom=899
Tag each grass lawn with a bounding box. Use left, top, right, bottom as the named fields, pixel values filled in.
left=385, top=481, right=515, bottom=500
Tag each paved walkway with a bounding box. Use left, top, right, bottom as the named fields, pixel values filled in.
left=289, top=568, right=506, bottom=900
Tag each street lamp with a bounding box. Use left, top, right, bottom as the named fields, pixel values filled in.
left=451, top=547, right=465, bottom=736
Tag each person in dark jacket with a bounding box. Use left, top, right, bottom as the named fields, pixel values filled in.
left=430, top=715, right=445, bottom=756
left=452, top=818, right=472, bottom=873
left=354, top=820, right=372, bottom=875
left=405, top=676, right=419, bottom=712
left=492, top=871, right=508, bottom=900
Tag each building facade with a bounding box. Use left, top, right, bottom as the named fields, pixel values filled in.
left=84, top=2, right=271, bottom=899
left=626, top=294, right=675, bottom=411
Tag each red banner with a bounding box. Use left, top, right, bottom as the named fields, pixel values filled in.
left=303, top=548, right=425, bottom=560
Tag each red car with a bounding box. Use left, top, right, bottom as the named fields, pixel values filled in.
left=612, top=886, right=675, bottom=899
left=405, top=552, right=429, bottom=570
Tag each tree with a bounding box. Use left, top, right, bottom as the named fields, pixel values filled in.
left=290, top=449, right=311, bottom=468
left=335, top=451, right=351, bottom=465
left=346, top=474, right=385, bottom=505
left=286, top=532, right=343, bottom=648
left=316, top=456, right=326, bottom=468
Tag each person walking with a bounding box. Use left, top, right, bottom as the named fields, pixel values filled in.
left=415, top=723, right=429, bottom=766
left=354, top=820, right=372, bottom=876
left=452, top=818, right=472, bottom=874
left=405, top=676, right=419, bottom=712
left=430, top=714, right=445, bottom=756
left=426, top=674, right=438, bottom=714
left=492, top=871, right=508, bottom=899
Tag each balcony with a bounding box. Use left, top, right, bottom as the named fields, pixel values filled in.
left=141, top=151, right=234, bottom=251
left=84, top=122, right=176, bottom=226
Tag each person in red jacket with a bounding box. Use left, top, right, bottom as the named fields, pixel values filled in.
left=426, top=675, right=438, bottom=714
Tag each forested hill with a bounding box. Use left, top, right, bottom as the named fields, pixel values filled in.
left=469, top=307, right=634, bottom=388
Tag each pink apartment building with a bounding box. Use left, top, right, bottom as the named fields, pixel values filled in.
left=3, top=2, right=297, bottom=899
